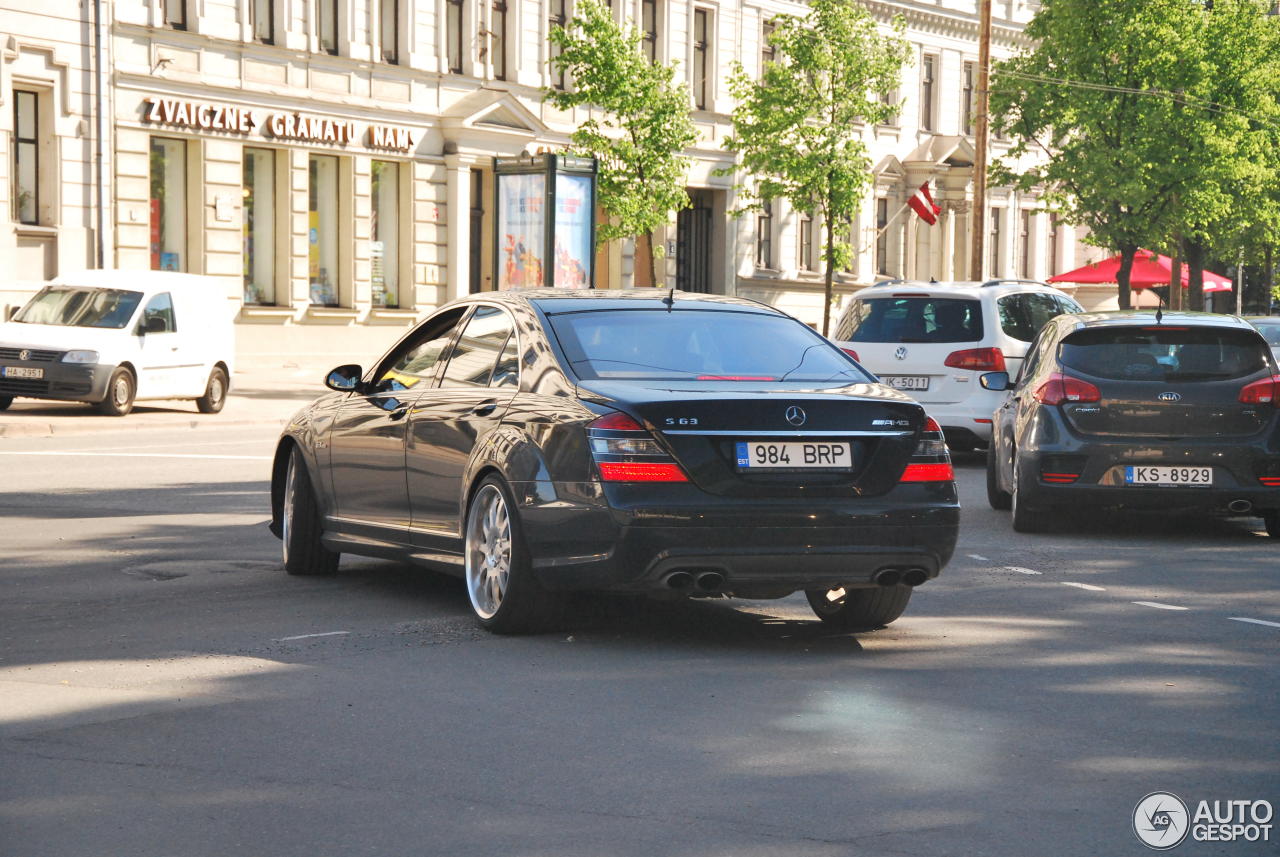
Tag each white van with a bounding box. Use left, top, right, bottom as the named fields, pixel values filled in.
left=0, top=270, right=236, bottom=416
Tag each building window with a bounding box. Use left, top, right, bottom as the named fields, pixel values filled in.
left=692, top=8, right=710, bottom=110
left=549, top=0, right=567, bottom=90
left=380, top=0, right=399, bottom=62
left=876, top=198, right=889, bottom=275
left=989, top=207, right=1001, bottom=277
left=163, top=0, right=186, bottom=29
left=641, top=0, right=657, bottom=62
left=12, top=90, right=39, bottom=225
left=308, top=155, right=340, bottom=305
left=243, top=148, right=276, bottom=305
left=149, top=138, right=187, bottom=271
left=490, top=0, right=508, bottom=79
left=446, top=0, right=464, bottom=72
left=921, top=54, right=937, bottom=132
left=756, top=199, right=773, bottom=269
left=251, top=0, right=274, bottom=42
left=761, top=19, right=775, bottom=73
left=798, top=213, right=814, bottom=272
left=318, top=0, right=338, bottom=54
left=1019, top=209, right=1031, bottom=278
left=962, top=61, right=975, bottom=135
left=879, top=88, right=899, bottom=127
left=1048, top=213, right=1060, bottom=277
left=371, top=161, right=401, bottom=308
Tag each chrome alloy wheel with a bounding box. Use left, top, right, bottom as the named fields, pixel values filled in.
left=282, top=457, right=296, bottom=564
left=465, top=484, right=512, bottom=620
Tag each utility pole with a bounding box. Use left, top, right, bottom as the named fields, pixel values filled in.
left=970, top=0, right=992, bottom=280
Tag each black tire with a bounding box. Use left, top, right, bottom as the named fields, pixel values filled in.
left=96, top=367, right=136, bottom=416
left=1010, top=453, right=1044, bottom=533
left=0, top=394, right=12, bottom=411
left=196, top=367, right=229, bottom=414
left=805, top=586, right=913, bottom=631
left=282, top=446, right=339, bottom=576
left=464, top=475, right=562, bottom=634
left=986, top=441, right=1012, bottom=510
left=1264, top=511, right=1280, bottom=539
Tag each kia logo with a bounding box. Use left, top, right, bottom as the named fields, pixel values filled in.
left=1157, top=392, right=1182, bottom=402
left=894, top=346, right=908, bottom=360
left=18, top=349, right=30, bottom=361
left=785, top=406, right=807, bottom=427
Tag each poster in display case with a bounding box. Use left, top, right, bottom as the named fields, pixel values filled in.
left=494, top=154, right=596, bottom=290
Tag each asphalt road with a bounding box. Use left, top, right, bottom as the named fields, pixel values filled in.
left=1, top=419, right=1276, bottom=857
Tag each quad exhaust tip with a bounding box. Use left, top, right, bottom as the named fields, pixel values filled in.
left=902, top=568, right=928, bottom=587
left=695, top=571, right=725, bottom=591
left=875, top=567, right=929, bottom=587
left=874, top=568, right=902, bottom=587
left=664, top=571, right=694, bottom=590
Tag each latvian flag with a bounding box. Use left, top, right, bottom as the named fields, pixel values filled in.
left=908, top=181, right=941, bottom=225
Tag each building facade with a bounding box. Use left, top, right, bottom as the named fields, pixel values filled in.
left=2, top=0, right=1108, bottom=364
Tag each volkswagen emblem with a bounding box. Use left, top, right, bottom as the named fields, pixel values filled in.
left=894, top=346, right=908, bottom=360
left=1157, top=392, right=1182, bottom=402
left=18, top=349, right=30, bottom=362
left=785, top=405, right=807, bottom=427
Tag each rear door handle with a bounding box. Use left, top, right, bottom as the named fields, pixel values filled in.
left=471, top=401, right=498, bottom=417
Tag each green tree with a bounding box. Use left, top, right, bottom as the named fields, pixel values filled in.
left=722, top=0, right=909, bottom=336
left=546, top=0, right=698, bottom=287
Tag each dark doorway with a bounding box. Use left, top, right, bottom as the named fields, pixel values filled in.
left=677, top=190, right=712, bottom=293
left=469, top=169, right=484, bottom=293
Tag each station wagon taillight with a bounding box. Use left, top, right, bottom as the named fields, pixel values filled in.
left=1034, top=372, right=1101, bottom=406
left=840, top=348, right=860, bottom=362
left=944, top=347, right=1006, bottom=373
left=587, top=412, right=689, bottom=482
left=1238, top=375, right=1280, bottom=406
left=899, top=417, right=955, bottom=483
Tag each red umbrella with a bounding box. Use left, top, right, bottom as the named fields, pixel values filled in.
left=1048, top=249, right=1233, bottom=292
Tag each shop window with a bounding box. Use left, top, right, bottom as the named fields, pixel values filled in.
left=309, top=155, right=340, bottom=305
left=446, top=0, right=464, bottom=72
left=371, top=160, right=401, bottom=308
left=755, top=199, right=773, bottom=270
left=243, top=148, right=277, bottom=305
left=548, top=0, right=567, bottom=90
left=163, top=0, right=187, bottom=29
left=921, top=54, right=937, bottom=132
left=380, top=0, right=399, bottom=62
left=12, top=90, right=39, bottom=225
left=150, top=137, right=188, bottom=272
left=962, top=61, right=975, bottom=135
left=641, top=0, right=657, bottom=62
left=251, top=0, right=274, bottom=43
left=692, top=9, right=710, bottom=110
left=876, top=198, right=889, bottom=275
left=318, top=0, right=338, bottom=54
left=760, top=19, right=775, bottom=73
left=489, top=0, right=508, bottom=80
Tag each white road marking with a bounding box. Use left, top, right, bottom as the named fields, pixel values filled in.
left=1229, top=617, right=1280, bottom=629
left=61, top=439, right=272, bottom=453
left=1062, top=582, right=1106, bottom=591
left=275, top=631, right=350, bottom=642
left=0, top=451, right=272, bottom=461
left=1004, top=566, right=1042, bottom=575
left=968, top=554, right=989, bottom=561
left=1132, top=601, right=1189, bottom=611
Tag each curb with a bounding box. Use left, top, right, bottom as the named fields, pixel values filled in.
left=0, top=414, right=292, bottom=439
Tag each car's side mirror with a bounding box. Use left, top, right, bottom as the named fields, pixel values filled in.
left=326, top=364, right=363, bottom=392
left=980, top=371, right=1010, bottom=392
left=145, top=316, right=168, bottom=334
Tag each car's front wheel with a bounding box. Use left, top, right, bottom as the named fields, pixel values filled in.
left=96, top=367, right=135, bottom=416
left=282, top=446, right=339, bottom=576
left=805, top=586, right=912, bottom=631
left=464, top=475, right=561, bottom=634
left=196, top=367, right=228, bottom=414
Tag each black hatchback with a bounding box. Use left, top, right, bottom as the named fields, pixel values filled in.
left=985, top=311, right=1280, bottom=535
left=269, top=290, right=959, bottom=633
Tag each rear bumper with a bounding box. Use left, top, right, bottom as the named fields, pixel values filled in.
left=518, top=481, right=959, bottom=595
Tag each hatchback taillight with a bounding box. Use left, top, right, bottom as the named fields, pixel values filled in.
left=1238, top=375, right=1280, bottom=406
left=944, top=347, right=1006, bottom=372
left=899, top=416, right=955, bottom=483
left=1034, top=372, right=1101, bottom=405
left=587, top=412, right=689, bottom=482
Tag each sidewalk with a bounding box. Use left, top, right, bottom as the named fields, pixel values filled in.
left=0, top=364, right=332, bottom=439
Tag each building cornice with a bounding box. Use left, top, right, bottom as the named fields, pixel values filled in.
left=858, top=0, right=1033, bottom=49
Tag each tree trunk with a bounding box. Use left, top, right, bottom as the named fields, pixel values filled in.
left=822, top=214, right=835, bottom=338
left=1116, top=244, right=1137, bottom=310
left=1184, top=238, right=1206, bottom=311
left=1168, top=246, right=1182, bottom=311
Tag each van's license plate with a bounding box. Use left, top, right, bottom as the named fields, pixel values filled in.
left=736, top=441, right=852, bottom=470
left=879, top=375, right=929, bottom=391
left=1125, top=466, right=1213, bottom=486
left=1, top=366, right=43, bottom=379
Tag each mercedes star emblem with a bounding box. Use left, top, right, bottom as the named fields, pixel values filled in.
left=894, top=346, right=908, bottom=360
left=785, top=405, right=807, bottom=427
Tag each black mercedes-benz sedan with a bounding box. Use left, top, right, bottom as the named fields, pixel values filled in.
left=269, top=290, right=959, bottom=633
left=985, top=310, right=1280, bottom=535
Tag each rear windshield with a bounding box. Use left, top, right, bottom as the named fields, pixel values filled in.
left=14, top=286, right=144, bottom=329
left=547, top=309, right=872, bottom=384
left=1060, top=327, right=1272, bottom=381
left=837, top=297, right=982, bottom=343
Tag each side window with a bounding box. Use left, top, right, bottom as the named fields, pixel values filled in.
left=999, top=293, right=1061, bottom=343
left=375, top=308, right=467, bottom=394
left=1018, top=326, right=1057, bottom=387
left=141, top=293, right=176, bottom=333
left=440, top=306, right=515, bottom=388
left=1056, top=295, right=1084, bottom=315
left=489, top=333, right=520, bottom=389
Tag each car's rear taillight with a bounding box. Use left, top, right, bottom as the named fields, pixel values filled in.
left=899, top=416, right=955, bottom=483
left=587, top=412, right=689, bottom=482
left=1238, top=375, right=1280, bottom=406
left=840, top=347, right=860, bottom=362
left=1034, top=372, right=1101, bottom=405
left=944, top=347, right=1006, bottom=372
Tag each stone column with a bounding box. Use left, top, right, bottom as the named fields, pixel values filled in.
left=444, top=154, right=469, bottom=302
